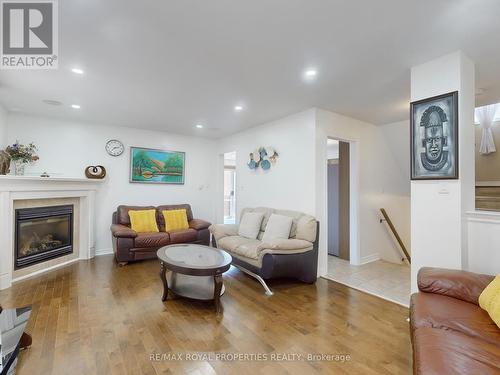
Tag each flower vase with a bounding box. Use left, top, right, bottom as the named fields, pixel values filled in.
left=13, top=160, right=26, bottom=176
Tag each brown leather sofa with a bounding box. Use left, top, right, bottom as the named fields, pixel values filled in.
left=110, top=204, right=211, bottom=264
left=410, top=267, right=500, bottom=375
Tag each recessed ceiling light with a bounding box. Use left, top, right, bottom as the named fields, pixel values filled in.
left=42, top=99, right=63, bottom=106
left=71, top=104, right=81, bottom=109
left=304, top=69, right=317, bottom=78
left=195, top=124, right=204, bottom=129
left=234, top=105, right=244, bottom=112
left=71, top=68, right=84, bottom=75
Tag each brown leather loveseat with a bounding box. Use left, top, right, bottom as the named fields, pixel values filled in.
left=410, top=267, right=500, bottom=375
left=111, top=204, right=211, bottom=265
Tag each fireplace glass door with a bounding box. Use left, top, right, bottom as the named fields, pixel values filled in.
left=15, top=205, right=74, bottom=269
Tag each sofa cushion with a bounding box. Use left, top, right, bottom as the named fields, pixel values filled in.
left=233, top=239, right=263, bottom=259
left=218, top=235, right=253, bottom=251
left=262, top=214, right=293, bottom=242
left=162, top=209, right=189, bottom=231
left=240, top=207, right=273, bottom=232
left=238, top=212, right=264, bottom=239
left=168, top=228, right=198, bottom=243
left=413, top=327, right=500, bottom=375
left=134, top=232, right=170, bottom=248
left=273, top=209, right=304, bottom=237
left=260, top=238, right=313, bottom=251
left=418, top=267, right=494, bottom=305
left=117, top=205, right=156, bottom=226
left=157, top=204, right=194, bottom=231
left=295, top=214, right=317, bottom=242
left=240, top=207, right=317, bottom=242
left=209, top=224, right=239, bottom=242
left=217, top=236, right=261, bottom=258
left=410, top=292, right=500, bottom=346
left=479, top=274, right=500, bottom=328
left=129, top=209, right=159, bottom=233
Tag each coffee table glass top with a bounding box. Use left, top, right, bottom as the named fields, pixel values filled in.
left=159, top=244, right=231, bottom=269
left=1, top=306, right=32, bottom=375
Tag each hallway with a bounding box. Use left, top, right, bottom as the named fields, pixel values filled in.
left=325, top=256, right=411, bottom=307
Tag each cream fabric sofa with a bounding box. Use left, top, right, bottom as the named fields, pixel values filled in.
left=209, top=207, right=319, bottom=295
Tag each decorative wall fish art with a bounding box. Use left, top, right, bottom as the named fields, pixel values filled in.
left=247, top=147, right=279, bottom=170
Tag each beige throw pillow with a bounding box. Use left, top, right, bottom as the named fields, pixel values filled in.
left=238, top=212, right=264, bottom=239
left=262, top=214, right=293, bottom=242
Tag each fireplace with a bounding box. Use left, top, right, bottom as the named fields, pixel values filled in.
left=14, top=205, right=74, bottom=269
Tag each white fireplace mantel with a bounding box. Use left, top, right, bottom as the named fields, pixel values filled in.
left=0, top=176, right=103, bottom=290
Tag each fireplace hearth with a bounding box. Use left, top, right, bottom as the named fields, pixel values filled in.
left=15, top=205, right=74, bottom=269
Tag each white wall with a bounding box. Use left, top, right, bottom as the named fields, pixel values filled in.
left=217, top=109, right=317, bottom=221
left=315, top=109, right=411, bottom=276
left=0, top=105, right=7, bottom=147
left=467, top=211, right=500, bottom=276
left=410, top=51, right=476, bottom=291
left=6, top=114, right=217, bottom=253
left=378, top=120, right=411, bottom=257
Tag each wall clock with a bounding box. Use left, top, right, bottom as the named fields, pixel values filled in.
left=105, top=139, right=124, bottom=156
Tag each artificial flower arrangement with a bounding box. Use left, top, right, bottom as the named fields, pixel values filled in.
left=5, top=141, right=39, bottom=175
left=6, top=141, right=39, bottom=163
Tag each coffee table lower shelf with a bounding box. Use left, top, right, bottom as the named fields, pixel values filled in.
left=159, top=261, right=226, bottom=313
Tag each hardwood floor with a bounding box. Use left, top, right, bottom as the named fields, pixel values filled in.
left=0, top=255, right=412, bottom=374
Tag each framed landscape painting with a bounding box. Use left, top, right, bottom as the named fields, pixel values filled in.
left=130, top=147, right=185, bottom=184
left=410, top=91, right=459, bottom=180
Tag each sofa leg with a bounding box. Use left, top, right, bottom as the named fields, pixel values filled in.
left=233, top=264, right=273, bottom=296
left=118, top=262, right=128, bottom=267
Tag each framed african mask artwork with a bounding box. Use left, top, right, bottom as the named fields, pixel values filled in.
left=410, top=91, right=459, bottom=180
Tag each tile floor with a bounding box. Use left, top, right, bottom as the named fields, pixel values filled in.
left=325, top=256, right=411, bottom=307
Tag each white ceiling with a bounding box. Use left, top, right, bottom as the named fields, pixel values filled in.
left=1, top=0, right=500, bottom=138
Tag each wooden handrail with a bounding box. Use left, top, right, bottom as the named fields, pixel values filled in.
left=379, top=208, right=411, bottom=264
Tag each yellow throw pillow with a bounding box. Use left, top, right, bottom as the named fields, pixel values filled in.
left=479, top=274, right=500, bottom=328
left=128, top=209, right=159, bottom=233
left=163, top=209, right=189, bottom=232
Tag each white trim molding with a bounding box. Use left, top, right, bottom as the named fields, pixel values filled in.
left=358, top=253, right=380, bottom=265
left=95, top=248, right=113, bottom=256
left=466, top=210, right=500, bottom=276
left=0, top=176, right=102, bottom=290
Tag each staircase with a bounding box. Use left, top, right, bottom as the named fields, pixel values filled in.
left=476, top=186, right=500, bottom=211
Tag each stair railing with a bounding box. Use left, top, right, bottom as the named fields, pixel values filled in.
left=379, top=208, right=411, bottom=264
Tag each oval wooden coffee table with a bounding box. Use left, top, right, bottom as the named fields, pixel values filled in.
left=157, top=244, right=232, bottom=313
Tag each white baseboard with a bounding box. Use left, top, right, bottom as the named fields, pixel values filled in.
left=95, top=248, right=113, bottom=256
left=0, top=273, right=11, bottom=290
left=359, top=253, right=380, bottom=265
left=12, top=258, right=80, bottom=284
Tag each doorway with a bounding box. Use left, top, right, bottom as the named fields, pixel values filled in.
left=327, top=139, right=350, bottom=261
left=324, top=139, right=410, bottom=307
left=223, top=152, right=236, bottom=224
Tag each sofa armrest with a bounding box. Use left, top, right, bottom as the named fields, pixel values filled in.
left=258, top=238, right=313, bottom=251
left=110, top=224, right=137, bottom=238
left=417, top=267, right=494, bottom=305
left=209, top=224, right=239, bottom=241
left=189, top=219, right=211, bottom=230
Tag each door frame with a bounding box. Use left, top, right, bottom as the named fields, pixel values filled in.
left=323, top=136, right=360, bottom=271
